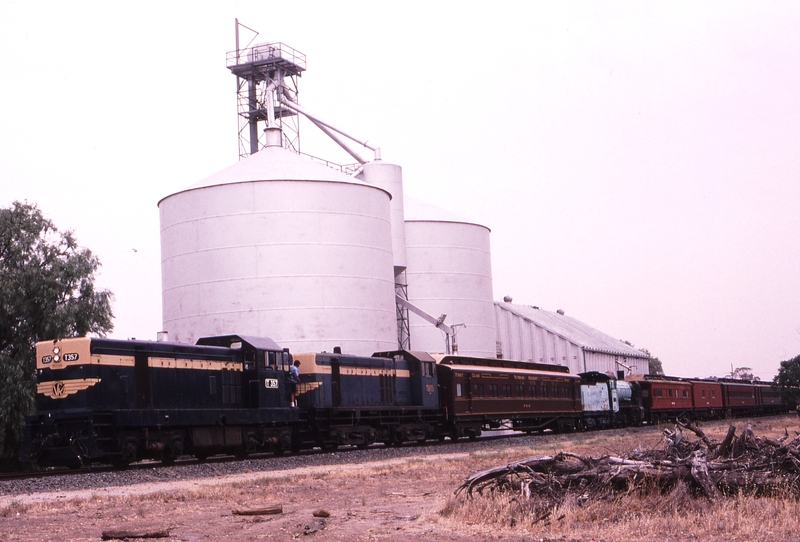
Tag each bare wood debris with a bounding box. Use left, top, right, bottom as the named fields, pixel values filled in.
left=101, top=527, right=171, bottom=540
left=231, top=504, right=283, bottom=516
left=456, top=423, right=800, bottom=507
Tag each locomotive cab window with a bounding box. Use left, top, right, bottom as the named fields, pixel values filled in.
left=281, top=352, right=291, bottom=371
left=422, top=362, right=435, bottom=377
left=244, top=350, right=256, bottom=370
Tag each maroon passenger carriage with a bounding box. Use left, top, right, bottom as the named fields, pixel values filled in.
left=627, top=375, right=694, bottom=424
left=434, top=355, right=582, bottom=438
left=687, top=379, right=724, bottom=419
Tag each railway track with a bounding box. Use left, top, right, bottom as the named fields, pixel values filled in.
left=0, top=428, right=541, bottom=491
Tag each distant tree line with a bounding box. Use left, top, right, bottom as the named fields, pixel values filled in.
left=774, top=354, right=800, bottom=409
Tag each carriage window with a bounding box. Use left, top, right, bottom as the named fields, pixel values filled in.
left=711, top=390, right=716, bottom=398
left=489, top=384, right=499, bottom=397
left=529, top=385, right=537, bottom=397
left=503, top=384, right=512, bottom=397
left=701, top=390, right=706, bottom=398
left=517, top=385, right=525, bottom=397
left=682, top=390, right=688, bottom=398
left=456, top=383, right=462, bottom=397
left=654, top=388, right=662, bottom=397
left=474, top=384, right=484, bottom=397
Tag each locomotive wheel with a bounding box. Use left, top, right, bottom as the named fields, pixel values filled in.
left=320, top=442, right=338, bottom=452
left=161, top=454, right=176, bottom=465
left=111, top=457, right=132, bottom=469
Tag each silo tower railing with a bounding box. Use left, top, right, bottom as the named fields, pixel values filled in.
left=226, top=42, right=307, bottom=76
left=227, top=20, right=307, bottom=158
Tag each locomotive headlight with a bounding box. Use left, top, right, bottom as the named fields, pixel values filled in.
left=53, top=355, right=60, bottom=362
left=53, top=347, right=60, bottom=355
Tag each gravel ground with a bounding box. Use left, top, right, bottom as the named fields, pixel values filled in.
left=0, top=432, right=558, bottom=541
left=0, top=433, right=544, bottom=501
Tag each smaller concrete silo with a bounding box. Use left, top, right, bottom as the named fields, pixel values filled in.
left=403, top=197, right=497, bottom=357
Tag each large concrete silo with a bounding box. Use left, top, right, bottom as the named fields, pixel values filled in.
left=403, top=197, right=497, bottom=357
left=159, top=134, right=398, bottom=355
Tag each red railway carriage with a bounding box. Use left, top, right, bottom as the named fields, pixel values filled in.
left=435, top=355, right=582, bottom=438
left=719, top=380, right=758, bottom=416
left=630, top=376, right=693, bottom=423
left=688, top=379, right=723, bottom=419
left=755, top=382, right=785, bottom=414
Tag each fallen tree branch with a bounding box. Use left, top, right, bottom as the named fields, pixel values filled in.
left=455, top=425, right=800, bottom=505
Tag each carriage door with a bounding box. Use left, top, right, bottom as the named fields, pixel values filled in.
left=331, top=358, right=342, bottom=407
left=464, top=373, right=473, bottom=414
left=134, top=353, right=151, bottom=408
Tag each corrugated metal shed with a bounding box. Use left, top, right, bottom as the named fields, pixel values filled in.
left=494, top=302, right=651, bottom=375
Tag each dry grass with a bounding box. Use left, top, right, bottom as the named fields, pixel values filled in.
left=440, top=483, right=800, bottom=541
left=439, top=414, right=800, bottom=541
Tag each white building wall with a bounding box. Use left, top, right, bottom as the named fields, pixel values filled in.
left=494, top=303, right=647, bottom=375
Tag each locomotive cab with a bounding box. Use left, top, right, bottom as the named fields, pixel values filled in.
left=196, top=335, right=294, bottom=410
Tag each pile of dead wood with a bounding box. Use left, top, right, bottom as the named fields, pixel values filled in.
left=456, top=423, right=800, bottom=504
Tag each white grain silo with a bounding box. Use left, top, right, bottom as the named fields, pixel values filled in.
left=159, top=130, right=398, bottom=354
left=357, top=161, right=406, bottom=272
left=403, top=196, right=497, bottom=357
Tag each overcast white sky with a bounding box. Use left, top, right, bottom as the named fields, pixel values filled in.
left=1, top=1, right=798, bottom=380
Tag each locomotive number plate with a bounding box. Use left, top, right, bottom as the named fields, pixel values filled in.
left=264, top=378, right=279, bottom=389
left=63, top=353, right=79, bottom=362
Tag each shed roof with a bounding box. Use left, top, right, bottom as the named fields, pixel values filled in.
left=496, top=302, right=649, bottom=359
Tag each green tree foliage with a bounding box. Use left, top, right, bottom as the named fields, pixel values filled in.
left=638, top=348, right=664, bottom=375
left=773, top=354, right=800, bottom=409
left=648, top=357, right=664, bottom=376
left=0, top=202, right=113, bottom=460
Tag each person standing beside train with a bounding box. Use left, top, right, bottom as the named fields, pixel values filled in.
left=289, top=360, right=301, bottom=407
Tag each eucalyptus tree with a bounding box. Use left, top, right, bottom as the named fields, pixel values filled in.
left=0, top=202, right=113, bottom=460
